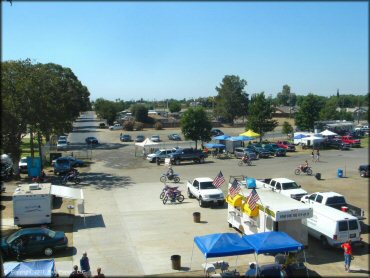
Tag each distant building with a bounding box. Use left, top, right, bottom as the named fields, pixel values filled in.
left=272, top=106, right=299, bottom=117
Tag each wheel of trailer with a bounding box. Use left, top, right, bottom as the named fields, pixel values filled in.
left=176, top=194, right=185, bottom=203
left=320, top=236, right=329, bottom=248
left=238, top=161, right=243, bottom=166
left=174, top=176, right=180, bottom=183
left=160, top=191, right=165, bottom=199
left=74, top=178, right=81, bottom=184
left=199, top=197, right=204, bottom=207
left=160, top=176, right=167, bottom=183
left=175, top=159, right=180, bottom=165
left=294, top=169, right=301, bottom=175
left=44, top=247, right=54, bottom=256
left=163, top=196, right=168, bottom=204
left=187, top=189, right=194, bottom=198
left=306, top=168, right=313, bottom=176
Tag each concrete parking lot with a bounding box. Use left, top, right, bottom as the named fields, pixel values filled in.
left=2, top=111, right=369, bottom=277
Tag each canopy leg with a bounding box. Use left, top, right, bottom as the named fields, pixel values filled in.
left=303, top=250, right=309, bottom=277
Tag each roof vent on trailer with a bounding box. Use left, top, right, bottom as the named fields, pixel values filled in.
left=29, top=184, right=40, bottom=190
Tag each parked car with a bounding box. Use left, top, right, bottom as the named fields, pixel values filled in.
left=98, top=123, right=107, bottom=129
left=168, top=134, right=181, bottom=141
left=211, top=129, right=224, bottom=136
left=151, top=135, right=161, bottom=142
left=234, top=148, right=258, bottom=160
left=56, top=139, right=68, bottom=151
left=247, top=146, right=271, bottom=158
left=53, top=157, right=72, bottom=175
left=120, top=134, right=132, bottom=142
left=52, top=156, right=84, bottom=167
left=1, top=227, right=68, bottom=258
left=263, top=143, right=286, bottom=157
left=85, top=137, right=99, bottom=145
left=276, top=141, right=296, bottom=152
left=58, top=136, right=68, bottom=141
left=135, top=135, right=145, bottom=142
left=323, top=139, right=350, bottom=150
left=109, top=123, right=123, bottom=130
left=147, top=149, right=176, bottom=163
left=18, top=157, right=28, bottom=174
left=359, top=164, right=369, bottom=177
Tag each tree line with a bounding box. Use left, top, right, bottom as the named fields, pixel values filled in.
left=2, top=59, right=91, bottom=172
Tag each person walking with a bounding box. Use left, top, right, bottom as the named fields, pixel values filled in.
left=80, top=252, right=91, bottom=277
left=311, top=150, right=315, bottom=162
left=315, top=149, right=320, bottom=162
left=93, top=267, right=106, bottom=278
left=341, top=240, right=353, bottom=272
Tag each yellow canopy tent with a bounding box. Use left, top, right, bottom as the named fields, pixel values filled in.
left=239, top=129, right=260, bottom=137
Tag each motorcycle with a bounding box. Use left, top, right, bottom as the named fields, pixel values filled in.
left=0, top=163, right=13, bottom=181
left=162, top=186, right=184, bottom=204
left=238, top=158, right=252, bottom=166
left=61, top=170, right=81, bottom=185
left=295, top=166, right=313, bottom=176
left=160, top=172, right=180, bottom=183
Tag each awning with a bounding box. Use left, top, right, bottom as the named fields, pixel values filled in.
left=51, top=185, right=84, bottom=200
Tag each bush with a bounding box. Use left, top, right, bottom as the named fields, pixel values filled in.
left=123, top=121, right=134, bottom=131
left=135, top=122, right=144, bottom=131
left=154, top=122, right=163, bottom=130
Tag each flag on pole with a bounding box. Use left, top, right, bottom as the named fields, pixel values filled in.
left=229, top=179, right=241, bottom=198
left=212, top=171, right=225, bottom=188
left=247, top=189, right=260, bottom=210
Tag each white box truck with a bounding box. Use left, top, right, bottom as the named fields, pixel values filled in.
left=227, top=176, right=313, bottom=246
left=13, top=183, right=53, bottom=226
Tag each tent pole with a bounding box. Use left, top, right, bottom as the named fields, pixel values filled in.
left=303, top=250, right=309, bottom=277
left=255, top=254, right=259, bottom=276
left=235, top=255, right=239, bottom=270
left=190, top=240, right=195, bottom=270
left=204, top=258, right=207, bottom=277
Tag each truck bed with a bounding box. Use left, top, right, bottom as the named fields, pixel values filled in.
left=329, top=203, right=365, bottom=220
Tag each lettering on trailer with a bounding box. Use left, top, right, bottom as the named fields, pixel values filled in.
left=276, top=211, right=312, bottom=221
left=25, top=205, right=42, bottom=213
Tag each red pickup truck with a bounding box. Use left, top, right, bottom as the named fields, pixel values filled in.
left=276, top=141, right=296, bottom=152
left=341, top=136, right=361, bottom=147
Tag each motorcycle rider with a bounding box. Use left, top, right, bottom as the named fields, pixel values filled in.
left=167, top=166, right=174, bottom=179
left=66, top=167, right=78, bottom=180
left=241, top=153, right=250, bottom=164
left=300, top=160, right=309, bottom=172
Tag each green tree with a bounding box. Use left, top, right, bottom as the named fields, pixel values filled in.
left=215, top=75, right=249, bottom=124
left=282, top=121, right=294, bottom=135
left=319, top=100, right=339, bottom=120
left=169, top=101, right=181, bottom=113
left=94, top=98, right=120, bottom=125
left=181, top=107, right=212, bottom=149
left=246, top=92, right=278, bottom=142
left=131, top=104, right=148, bottom=123
left=276, top=85, right=297, bottom=106
left=295, top=94, right=325, bottom=131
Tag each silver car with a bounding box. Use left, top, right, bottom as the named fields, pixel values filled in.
left=234, top=147, right=258, bottom=160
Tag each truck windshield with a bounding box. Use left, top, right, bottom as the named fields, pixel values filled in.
left=282, top=182, right=300, bottom=190
left=200, top=182, right=216, bottom=190
left=326, top=196, right=346, bottom=205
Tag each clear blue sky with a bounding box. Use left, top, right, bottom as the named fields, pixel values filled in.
left=3, top=1, right=368, bottom=101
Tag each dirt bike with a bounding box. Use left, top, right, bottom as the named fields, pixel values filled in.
left=162, top=187, right=184, bottom=204
left=61, top=171, right=81, bottom=185
left=295, top=166, right=313, bottom=176
left=238, top=158, right=252, bottom=166
left=160, top=172, right=180, bottom=183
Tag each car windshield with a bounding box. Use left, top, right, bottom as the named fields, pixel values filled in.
left=282, top=182, right=300, bottom=190
left=20, top=158, right=27, bottom=163
left=44, top=228, right=56, bottom=238
left=58, top=140, right=67, bottom=144
left=200, top=182, right=216, bottom=190
left=6, top=230, right=23, bottom=243
left=326, top=196, right=346, bottom=205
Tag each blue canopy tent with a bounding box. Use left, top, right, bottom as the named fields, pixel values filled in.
left=190, top=233, right=255, bottom=273
left=4, top=259, right=55, bottom=277
left=205, top=143, right=225, bottom=149
left=213, top=135, right=231, bottom=140
left=294, top=134, right=308, bottom=139
left=226, top=136, right=254, bottom=142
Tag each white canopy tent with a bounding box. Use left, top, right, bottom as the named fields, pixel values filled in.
left=134, top=138, right=159, bottom=157
left=320, top=129, right=338, bottom=136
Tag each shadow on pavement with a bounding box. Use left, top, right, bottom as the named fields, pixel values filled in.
left=67, top=172, right=134, bottom=190
left=73, top=214, right=105, bottom=231
left=66, top=143, right=125, bottom=151
left=71, top=129, right=100, bottom=133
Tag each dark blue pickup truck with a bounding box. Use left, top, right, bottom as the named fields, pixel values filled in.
left=169, top=148, right=207, bottom=165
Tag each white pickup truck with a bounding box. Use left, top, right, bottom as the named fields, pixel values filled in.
left=301, top=191, right=365, bottom=220
left=187, top=177, right=225, bottom=207
left=109, top=123, right=123, bottom=130
left=256, top=178, right=308, bottom=201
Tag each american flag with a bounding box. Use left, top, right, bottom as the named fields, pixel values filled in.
left=212, top=171, right=225, bottom=188
left=229, top=179, right=241, bottom=198
left=247, top=189, right=260, bottom=210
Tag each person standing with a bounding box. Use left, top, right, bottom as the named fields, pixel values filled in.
left=93, top=267, right=105, bottom=278
left=80, top=252, right=91, bottom=277
left=315, top=149, right=320, bottom=162
left=341, top=240, right=353, bottom=272
left=245, top=262, right=257, bottom=278
left=311, top=150, right=315, bottom=162
left=69, top=265, right=84, bottom=278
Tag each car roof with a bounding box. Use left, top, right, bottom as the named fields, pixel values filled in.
left=18, top=227, right=51, bottom=235
left=311, top=192, right=343, bottom=197
left=272, top=178, right=295, bottom=183
left=194, top=177, right=213, bottom=182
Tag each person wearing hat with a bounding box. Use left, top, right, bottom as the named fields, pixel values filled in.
left=80, top=252, right=91, bottom=277
left=341, top=240, right=353, bottom=272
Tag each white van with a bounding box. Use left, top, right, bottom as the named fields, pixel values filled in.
left=302, top=203, right=362, bottom=248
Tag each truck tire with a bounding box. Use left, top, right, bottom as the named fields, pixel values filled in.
left=176, top=194, right=185, bottom=203
left=199, top=197, right=204, bottom=207
left=187, top=189, right=194, bottom=198
left=174, top=176, right=180, bottom=183
left=160, top=176, right=167, bottom=183
left=320, top=236, right=329, bottom=248
left=44, top=247, right=54, bottom=256
left=306, top=168, right=313, bottom=175
left=175, top=159, right=180, bottom=165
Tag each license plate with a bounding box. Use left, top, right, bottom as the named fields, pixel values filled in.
left=350, top=233, right=356, bottom=238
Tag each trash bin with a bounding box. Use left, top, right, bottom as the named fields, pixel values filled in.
left=171, top=255, right=181, bottom=270
left=338, top=169, right=343, bottom=178
left=193, top=212, right=201, bottom=223
left=315, top=173, right=321, bottom=180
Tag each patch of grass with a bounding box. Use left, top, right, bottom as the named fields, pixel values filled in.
left=21, top=137, right=41, bottom=157
left=361, top=136, right=369, bottom=148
